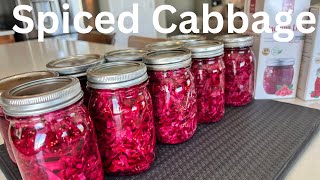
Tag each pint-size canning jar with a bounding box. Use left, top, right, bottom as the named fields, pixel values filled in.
left=87, top=62, right=156, bottom=176
left=105, top=49, right=147, bottom=62
left=169, top=34, right=206, bottom=43
left=184, top=40, right=226, bottom=123
left=0, top=71, right=58, bottom=164
left=263, top=58, right=295, bottom=94
left=2, top=77, right=104, bottom=180
left=143, top=48, right=198, bottom=144
left=46, top=54, right=104, bottom=106
left=215, top=34, right=255, bottom=106
left=145, top=41, right=183, bottom=52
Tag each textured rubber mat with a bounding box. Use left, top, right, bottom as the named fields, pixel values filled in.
left=0, top=100, right=319, bottom=180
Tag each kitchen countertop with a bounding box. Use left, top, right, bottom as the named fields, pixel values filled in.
left=0, top=38, right=319, bottom=180
left=0, top=30, right=14, bottom=36
left=0, top=38, right=116, bottom=78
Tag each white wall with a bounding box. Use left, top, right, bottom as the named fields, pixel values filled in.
left=98, top=0, right=166, bottom=48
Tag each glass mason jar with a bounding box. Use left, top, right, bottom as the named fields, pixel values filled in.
left=263, top=58, right=295, bottom=94
left=0, top=71, right=58, bottom=164
left=2, top=77, right=104, bottom=180
left=145, top=41, right=183, bottom=52
left=215, top=35, right=255, bottom=106
left=143, top=49, right=198, bottom=144
left=105, top=49, right=147, bottom=62
left=169, top=34, right=206, bottom=43
left=184, top=41, right=226, bottom=123
left=314, top=69, right=320, bottom=98
left=87, top=62, right=156, bottom=176
left=47, top=54, right=105, bottom=107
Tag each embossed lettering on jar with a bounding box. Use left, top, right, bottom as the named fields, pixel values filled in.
left=215, top=35, right=255, bottom=106
left=0, top=71, right=58, bottom=164
left=143, top=49, right=198, bottom=144
left=2, top=77, right=104, bottom=180
left=47, top=54, right=104, bottom=106
left=184, top=40, right=226, bottom=123
left=263, top=58, right=295, bottom=94
left=87, top=62, right=156, bottom=175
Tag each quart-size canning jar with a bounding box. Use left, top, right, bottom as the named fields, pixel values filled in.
left=87, top=62, right=156, bottom=175
left=47, top=54, right=104, bottom=106
left=263, top=58, right=295, bottom=94
left=105, top=49, right=147, bottom=62
left=215, top=35, right=255, bottom=106
left=143, top=49, right=198, bottom=144
left=184, top=40, right=225, bottom=123
left=169, top=34, right=206, bottom=43
left=145, top=41, right=183, bottom=52
left=0, top=71, right=58, bottom=164
left=2, top=77, right=104, bottom=180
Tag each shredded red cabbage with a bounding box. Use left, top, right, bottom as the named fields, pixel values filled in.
left=148, top=68, right=198, bottom=144
left=8, top=101, right=104, bottom=180
left=191, top=56, right=226, bottom=123
left=0, top=106, right=16, bottom=163
left=88, top=82, right=156, bottom=175
left=224, top=47, right=255, bottom=106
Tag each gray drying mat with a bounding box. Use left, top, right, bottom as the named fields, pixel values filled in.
left=0, top=100, right=319, bottom=180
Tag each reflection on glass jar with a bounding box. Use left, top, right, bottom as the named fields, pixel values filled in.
left=2, top=77, right=103, bottom=180
left=87, top=62, right=156, bottom=176
left=263, top=58, right=295, bottom=94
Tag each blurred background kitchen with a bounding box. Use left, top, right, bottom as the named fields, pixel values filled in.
left=0, top=0, right=319, bottom=47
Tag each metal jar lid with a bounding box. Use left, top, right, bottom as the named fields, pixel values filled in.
left=105, top=49, right=147, bottom=62
left=183, top=40, right=224, bottom=58
left=0, top=71, right=59, bottom=106
left=87, top=61, right=148, bottom=90
left=143, top=48, right=192, bottom=71
left=145, top=41, right=183, bottom=52
left=46, top=54, right=104, bottom=77
left=214, top=34, right=254, bottom=48
left=266, top=58, right=295, bottom=67
left=2, top=77, right=83, bottom=117
left=169, top=34, right=206, bottom=42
